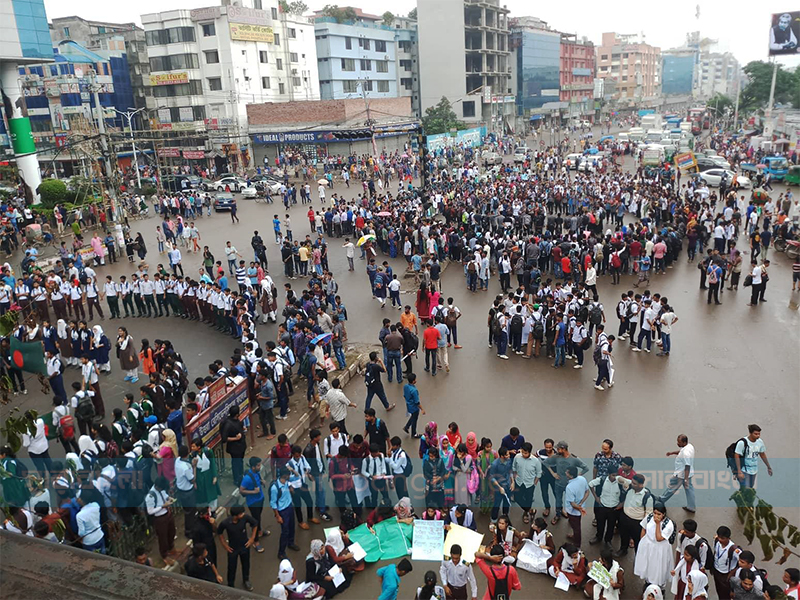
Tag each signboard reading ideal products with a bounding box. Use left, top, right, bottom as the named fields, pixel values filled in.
left=768, top=12, right=800, bottom=55
left=149, top=72, right=189, bottom=86
left=185, top=378, right=249, bottom=449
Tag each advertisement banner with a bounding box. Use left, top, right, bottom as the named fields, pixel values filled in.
left=228, top=5, right=269, bottom=25
left=179, top=107, right=194, bottom=122
left=185, top=379, right=249, bottom=449
left=426, top=126, right=486, bottom=151
left=8, top=118, right=36, bottom=155
left=768, top=12, right=800, bottom=55
left=190, top=6, right=220, bottom=21
left=157, top=147, right=181, bottom=158
left=229, top=23, right=274, bottom=43
left=183, top=150, right=206, bottom=160
left=157, top=108, right=172, bottom=124
left=674, top=151, right=697, bottom=171
left=149, top=72, right=189, bottom=86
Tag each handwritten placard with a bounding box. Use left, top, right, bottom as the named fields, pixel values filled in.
left=411, top=519, right=444, bottom=561
left=443, top=524, right=484, bottom=563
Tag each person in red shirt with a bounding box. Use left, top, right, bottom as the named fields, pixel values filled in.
left=307, top=208, right=315, bottom=233
left=561, top=256, right=572, bottom=282
left=474, top=545, right=522, bottom=600
left=423, top=322, right=441, bottom=376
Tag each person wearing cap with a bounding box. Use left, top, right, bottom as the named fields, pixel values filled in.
left=270, top=466, right=299, bottom=560
left=543, top=441, right=589, bottom=525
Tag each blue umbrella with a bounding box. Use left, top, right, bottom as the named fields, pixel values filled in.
left=310, top=332, right=333, bottom=346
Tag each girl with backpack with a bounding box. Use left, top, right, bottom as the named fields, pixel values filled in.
left=634, top=503, right=676, bottom=589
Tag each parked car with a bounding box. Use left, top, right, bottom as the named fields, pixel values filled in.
left=565, top=153, right=582, bottom=170
left=251, top=176, right=283, bottom=194
left=213, top=192, right=236, bottom=211
left=513, top=147, right=528, bottom=163
left=697, top=169, right=751, bottom=189
left=241, top=186, right=260, bottom=199
left=213, top=176, right=247, bottom=192
left=482, top=151, right=502, bottom=165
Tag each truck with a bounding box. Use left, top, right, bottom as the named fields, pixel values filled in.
left=640, top=114, right=663, bottom=131
left=740, top=156, right=789, bottom=181
left=680, top=121, right=692, bottom=136
left=642, top=144, right=666, bottom=166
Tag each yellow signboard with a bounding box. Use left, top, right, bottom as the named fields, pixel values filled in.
left=229, top=23, right=274, bottom=43
left=149, top=72, right=189, bottom=86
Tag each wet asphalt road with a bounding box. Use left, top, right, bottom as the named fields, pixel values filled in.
left=3, top=132, right=799, bottom=599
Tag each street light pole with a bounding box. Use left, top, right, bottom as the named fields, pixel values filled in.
left=114, top=107, right=146, bottom=190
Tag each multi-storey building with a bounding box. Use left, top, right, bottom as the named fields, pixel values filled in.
left=560, top=33, right=595, bottom=105
left=50, top=16, right=149, bottom=119
left=695, top=50, right=739, bottom=100
left=313, top=9, right=419, bottom=115
left=141, top=0, right=319, bottom=171
left=418, top=0, right=513, bottom=129
left=661, top=49, right=696, bottom=96
left=595, top=32, right=661, bottom=104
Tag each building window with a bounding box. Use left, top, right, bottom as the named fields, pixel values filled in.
left=400, top=77, right=412, bottom=90
left=341, top=58, right=355, bottom=71
left=360, top=59, right=371, bottom=71
left=376, top=60, right=388, bottom=73
left=207, top=77, right=222, bottom=90
left=253, top=0, right=262, bottom=8
left=359, top=38, right=370, bottom=50
left=290, top=52, right=298, bottom=63
left=205, top=50, right=219, bottom=64
left=343, top=80, right=358, bottom=93
left=276, top=58, right=283, bottom=70
left=377, top=80, right=389, bottom=93
left=261, top=76, right=270, bottom=89
left=375, top=40, right=387, bottom=53
left=63, top=27, right=70, bottom=37
left=259, top=50, right=269, bottom=63
left=279, top=82, right=285, bottom=94
left=345, top=37, right=352, bottom=49
left=271, top=7, right=278, bottom=19
left=293, top=77, right=301, bottom=87
left=201, top=23, right=215, bottom=37
left=288, top=28, right=296, bottom=38
left=149, top=54, right=200, bottom=71
left=152, top=80, right=203, bottom=97
left=362, top=80, right=373, bottom=91
left=274, top=33, right=280, bottom=46
left=600, top=54, right=608, bottom=60
left=399, top=40, right=412, bottom=52
left=462, top=100, right=475, bottom=118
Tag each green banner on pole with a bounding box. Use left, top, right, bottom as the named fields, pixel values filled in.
left=8, top=117, right=36, bottom=155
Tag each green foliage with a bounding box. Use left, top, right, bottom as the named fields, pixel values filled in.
left=407, top=7, right=417, bottom=20
left=0, top=165, right=16, bottom=183
left=320, top=4, right=357, bottom=22
left=382, top=11, right=395, bottom=26
left=731, top=488, right=800, bottom=565
left=137, top=185, right=157, bottom=197
left=706, top=93, right=734, bottom=116
left=740, top=61, right=800, bottom=111
left=422, top=96, right=467, bottom=135
left=279, top=0, right=308, bottom=15
left=0, top=408, right=38, bottom=455
left=36, top=179, right=67, bottom=209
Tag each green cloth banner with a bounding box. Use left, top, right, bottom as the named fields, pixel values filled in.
left=10, top=337, right=47, bottom=375
left=346, top=517, right=413, bottom=563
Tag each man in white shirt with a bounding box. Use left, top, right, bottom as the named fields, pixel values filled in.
left=145, top=475, right=177, bottom=562
left=440, top=545, right=479, bottom=600
left=22, top=412, right=51, bottom=479
left=325, top=379, right=356, bottom=433
left=658, top=434, right=696, bottom=513
left=342, top=239, right=355, bottom=271
left=76, top=493, right=105, bottom=553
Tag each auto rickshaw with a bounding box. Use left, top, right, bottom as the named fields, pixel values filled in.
left=784, top=165, right=800, bottom=186
left=751, top=189, right=770, bottom=205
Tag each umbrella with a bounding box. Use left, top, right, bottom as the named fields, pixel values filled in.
left=377, top=211, right=392, bottom=217
left=310, top=332, right=333, bottom=346
left=318, top=178, right=328, bottom=185
left=357, top=234, right=376, bottom=246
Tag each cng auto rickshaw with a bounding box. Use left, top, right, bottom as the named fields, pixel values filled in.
left=784, top=165, right=800, bottom=186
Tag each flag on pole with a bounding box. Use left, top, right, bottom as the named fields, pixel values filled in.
left=9, top=336, right=47, bottom=375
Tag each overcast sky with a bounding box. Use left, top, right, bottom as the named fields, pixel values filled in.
left=44, top=0, right=800, bottom=68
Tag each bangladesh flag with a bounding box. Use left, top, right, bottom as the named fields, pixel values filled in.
left=9, top=337, right=47, bottom=375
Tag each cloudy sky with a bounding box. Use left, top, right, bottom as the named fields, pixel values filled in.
left=44, top=0, right=800, bottom=67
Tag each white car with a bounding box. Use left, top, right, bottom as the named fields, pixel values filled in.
left=241, top=186, right=259, bottom=199
left=213, top=176, right=247, bottom=192
left=482, top=151, right=502, bottom=165
left=565, top=153, right=582, bottom=170
left=580, top=120, right=591, bottom=128
left=698, top=169, right=751, bottom=189
left=513, top=148, right=528, bottom=163
left=707, top=156, right=731, bottom=170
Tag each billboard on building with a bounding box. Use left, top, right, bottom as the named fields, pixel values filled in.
left=227, top=6, right=270, bottom=25
left=229, top=23, right=274, bottom=43
left=149, top=72, right=189, bottom=86
left=768, top=11, right=800, bottom=55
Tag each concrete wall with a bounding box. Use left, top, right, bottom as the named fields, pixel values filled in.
left=247, top=96, right=412, bottom=127
left=418, top=0, right=467, bottom=117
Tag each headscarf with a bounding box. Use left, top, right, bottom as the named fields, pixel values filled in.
left=92, top=325, right=104, bottom=343
left=268, top=584, right=288, bottom=600
left=643, top=584, right=664, bottom=600
left=57, top=319, right=68, bottom=339
left=78, top=435, right=98, bottom=456
left=687, top=570, right=708, bottom=599
left=277, top=558, right=294, bottom=585
left=309, top=539, right=325, bottom=560
left=160, top=429, right=179, bottom=458
left=424, top=421, right=438, bottom=445
left=394, top=497, right=414, bottom=519
left=465, top=432, right=478, bottom=459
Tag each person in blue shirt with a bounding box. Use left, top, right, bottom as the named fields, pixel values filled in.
left=270, top=466, right=298, bottom=560
left=217, top=274, right=228, bottom=290
left=377, top=558, right=413, bottom=600
left=166, top=400, right=183, bottom=446
left=239, top=457, right=266, bottom=553
left=563, top=466, right=590, bottom=547
left=272, top=215, right=282, bottom=244
left=554, top=318, right=567, bottom=368
left=489, top=447, right=513, bottom=522
left=402, top=373, right=425, bottom=438
left=501, top=427, right=525, bottom=458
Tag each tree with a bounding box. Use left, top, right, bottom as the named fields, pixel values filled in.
left=731, top=488, right=800, bottom=564
left=706, top=93, right=734, bottom=117
left=407, top=7, right=417, bottom=20
left=739, top=61, right=798, bottom=111
left=382, top=11, right=395, bottom=26
left=279, top=0, right=308, bottom=15
left=37, top=179, right=66, bottom=209
left=320, top=4, right=357, bottom=23
left=422, top=96, right=466, bottom=135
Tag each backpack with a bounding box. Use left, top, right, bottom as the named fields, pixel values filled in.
left=611, top=253, right=621, bottom=268
left=533, top=318, right=544, bottom=341
left=593, top=343, right=605, bottom=365
left=400, top=450, right=413, bottom=477
left=708, top=266, right=719, bottom=285
left=589, top=303, right=603, bottom=325
left=510, top=314, right=523, bottom=333
left=468, top=261, right=477, bottom=274
left=299, top=353, right=312, bottom=377
left=680, top=534, right=713, bottom=571
left=113, top=420, right=131, bottom=442
left=646, top=513, right=677, bottom=544
left=725, top=437, right=749, bottom=473
left=408, top=331, right=419, bottom=352
left=76, top=394, right=96, bottom=422
left=490, top=565, right=510, bottom=600
left=59, top=414, right=76, bottom=441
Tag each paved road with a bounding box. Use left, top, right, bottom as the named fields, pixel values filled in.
left=3, top=139, right=798, bottom=599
